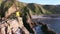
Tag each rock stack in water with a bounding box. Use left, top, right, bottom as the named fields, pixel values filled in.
left=41, top=23, right=56, bottom=34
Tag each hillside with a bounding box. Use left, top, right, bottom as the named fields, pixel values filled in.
left=0, top=0, right=60, bottom=16
left=27, top=3, right=60, bottom=14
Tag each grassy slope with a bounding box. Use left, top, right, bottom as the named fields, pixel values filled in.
left=0, top=0, right=60, bottom=16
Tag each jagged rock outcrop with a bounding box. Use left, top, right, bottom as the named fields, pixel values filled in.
left=0, top=18, right=30, bottom=34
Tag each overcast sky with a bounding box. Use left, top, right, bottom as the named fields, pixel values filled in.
left=18, top=0, right=60, bottom=5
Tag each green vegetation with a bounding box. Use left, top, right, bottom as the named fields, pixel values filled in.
left=0, top=0, right=60, bottom=16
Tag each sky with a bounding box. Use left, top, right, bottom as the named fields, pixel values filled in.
left=18, top=0, right=60, bottom=5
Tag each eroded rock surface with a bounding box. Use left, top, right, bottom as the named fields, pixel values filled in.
left=0, top=19, right=29, bottom=34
